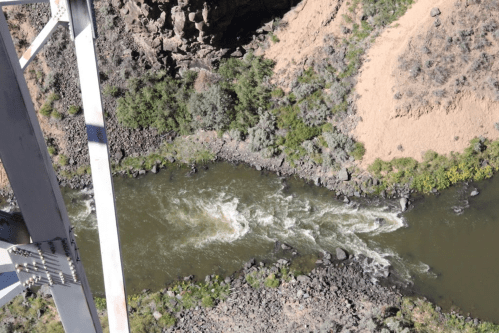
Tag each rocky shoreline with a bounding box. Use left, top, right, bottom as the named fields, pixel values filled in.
left=2, top=248, right=496, bottom=332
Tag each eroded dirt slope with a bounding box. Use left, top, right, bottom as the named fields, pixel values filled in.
left=354, top=0, right=499, bottom=166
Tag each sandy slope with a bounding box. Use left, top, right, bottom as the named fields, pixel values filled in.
left=354, top=0, right=499, bottom=166
left=262, top=0, right=348, bottom=86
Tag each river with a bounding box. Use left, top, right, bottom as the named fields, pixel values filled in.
left=56, top=162, right=499, bottom=322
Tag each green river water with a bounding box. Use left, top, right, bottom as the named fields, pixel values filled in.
left=59, top=162, right=499, bottom=323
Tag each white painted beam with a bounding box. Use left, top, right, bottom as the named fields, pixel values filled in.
left=73, top=21, right=130, bottom=333
left=19, top=18, right=59, bottom=70
left=0, top=280, right=22, bottom=308
left=0, top=241, right=14, bottom=273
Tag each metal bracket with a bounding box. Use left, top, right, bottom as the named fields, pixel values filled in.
left=7, top=239, right=80, bottom=289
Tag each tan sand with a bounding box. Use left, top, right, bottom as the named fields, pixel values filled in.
left=354, top=0, right=499, bottom=167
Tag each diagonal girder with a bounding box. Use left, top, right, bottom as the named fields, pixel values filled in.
left=0, top=280, right=23, bottom=308
left=19, top=18, right=60, bottom=70
left=70, top=0, right=130, bottom=329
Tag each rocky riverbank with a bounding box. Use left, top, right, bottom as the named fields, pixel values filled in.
left=2, top=250, right=497, bottom=332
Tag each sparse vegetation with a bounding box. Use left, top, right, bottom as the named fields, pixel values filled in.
left=368, top=137, right=499, bottom=194
left=51, top=110, right=63, bottom=120
left=102, top=85, right=119, bottom=97
left=58, top=154, right=69, bottom=166
left=68, top=105, right=81, bottom=115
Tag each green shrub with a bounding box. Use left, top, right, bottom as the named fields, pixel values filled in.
left=273, top=105, right=322, bottom=162
left=351, top=142, right=366, bottom=160
left=201, top=295, right=214, bottom=308
left=188, top=84, right=233, bottom=130
left=48, top=92, right=60, bottom=103
left=369, top=137, right=499, bottom=193
left=264, top=273, right=280, bottom=288
left=36, top=321, right=65, bottom=333
left=218, top=53, right=274, bottom=132
left=361, top=0, right=414, bottom=28
left=59, top=154, right=69, bottom=166
left=51, top=110, right=63, bottom=120
left=157, top=312, right=176, bottom=327
left=271, top=88, right=285, bottom=98
left=76, top=165, right=91, bottom=175
left=39, top=101, right=53, bottom=117
left=269, top=33, right=280, bottom=43
left=47, top=146, right=57, bottom=156
left=94, top=297, right=107, bottom=311
left=103, top=85, right=119, bottom=97
left=117, top=71, right=193, bottom=134
left=68, top=105, right=81, bottom=115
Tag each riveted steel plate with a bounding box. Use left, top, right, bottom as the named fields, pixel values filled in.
left=7, top=239, right=80, bottom=289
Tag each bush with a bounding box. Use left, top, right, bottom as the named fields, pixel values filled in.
left=264, top=273, right=280, bottom=288
left=51, top=110, right=63, bottom=120
left=39, top=101, right=53, bottom=117
left=228, top=128, right=242, bottom=141
left=361, top=0, right=414, bottom=27
left=94, top=297, right=107, bottom=311
left=351, top=142, right=366, bottom=160
left=218, top=53, right=274, bottom=131
left=271, top=88, right=285, bottom=98
left=68, top=105, right=81, bottom=115
left=103, top=85, right=119, bottom=97
left=322, top=128, right=354, bottom=152
left=188, top=85, right=233, bottom=131
left=249, top=127, right=274, bottom=152
left=157, top=313, right=176, bottom=327
left=201, top=296, right=214, bottom=308
left=328, top=81, right=350, bottom=106
left=48, top=92, right=60, bottom=103
left=269, top=33, right=280, bottom=43
left=302, top=140, right=318, bottom=154
left=298, top=100, right=330, bottom=126
left=293, top=83, right=321, bottom=101
left=47, top=146, right=57, bottom=156
left=117, top=71, right=193, bottom=134
left=59, top=154, right=69, bottom=166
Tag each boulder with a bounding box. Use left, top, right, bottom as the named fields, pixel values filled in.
left=400, top=197, right=408, bottom=211
left=430, top=8, right=441, bottom=17
left=151, top=164, right=158, bottom=174
left=336, top=247, right=348, bottom=260
left=338, top=168, right=350, bottom=181
left=153, top=311, right=162, bottom=320
left=470, top=189, right=479, bottom=197
left=296, top=275, right=311, bottom=283
left=244, top=258, right=256, bottom=269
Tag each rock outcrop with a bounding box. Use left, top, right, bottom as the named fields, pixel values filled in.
left=117, top=0, right=299, bottom=70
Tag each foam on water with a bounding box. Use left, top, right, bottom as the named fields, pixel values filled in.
left=64, top=166, right=417, bottom=288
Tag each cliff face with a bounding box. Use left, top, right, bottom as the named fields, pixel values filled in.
left=116, top=0, right=299, bottom=70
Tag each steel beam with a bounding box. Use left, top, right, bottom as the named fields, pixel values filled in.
left=69, top=0, right=130, bottom=331
left=0, top=240, right=14, bottom=273
left=0, top=280, right=23, bottom=308
left=19, top=18, right=60, bottom=70
left=0, top=11, right=101, bottom=333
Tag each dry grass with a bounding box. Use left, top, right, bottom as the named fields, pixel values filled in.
left=393, top=0, right=499, bottom=114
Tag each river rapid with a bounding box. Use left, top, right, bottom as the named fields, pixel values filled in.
left=43, top=162, right=499, bottom=323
